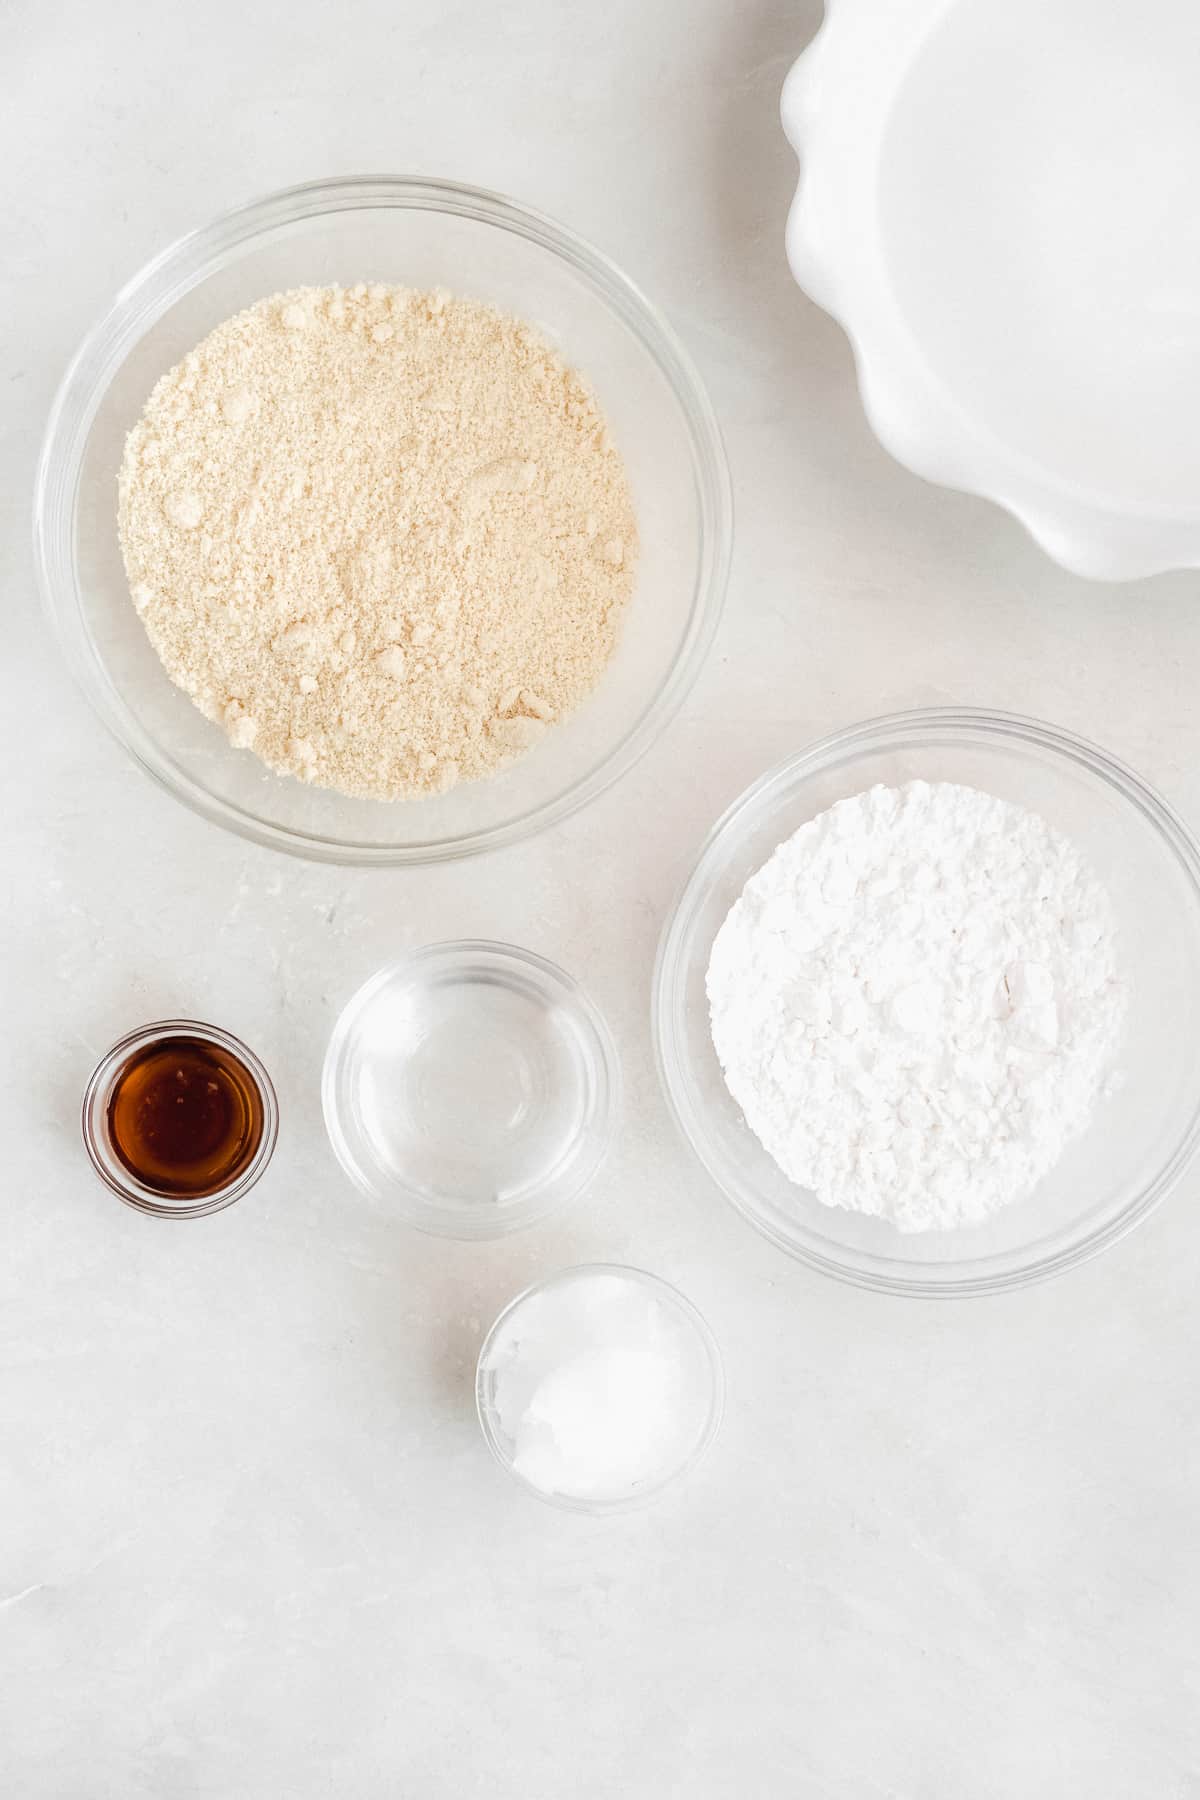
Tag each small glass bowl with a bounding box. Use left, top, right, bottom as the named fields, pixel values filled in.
left=654, top=707, right=1200, bottom=1297
left=322, top=942, right=619, bottom=1238
left=81, top=1019, right=279, bottom=1218
left=34, top=175, right=730, bottom=865
left=475, top=1264, right=724, bottom=1513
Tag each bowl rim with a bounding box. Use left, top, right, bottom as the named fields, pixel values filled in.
left=320, top=938, right=621, bottom=1240
left=33, top=173, right=732, bottom=866
left=474, top=1262, right=725, bottom=1513
left=653, top=704, right=1200, bottom=1298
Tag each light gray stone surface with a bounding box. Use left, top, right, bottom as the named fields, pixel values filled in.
left=3, top=2, right=1198, bottom=1793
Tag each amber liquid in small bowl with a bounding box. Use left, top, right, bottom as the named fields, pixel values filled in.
left=106, top=1035, right=266, bottom=1198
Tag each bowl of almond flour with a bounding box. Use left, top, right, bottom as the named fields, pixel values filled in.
left=654, top=708, right=1200, bottom=1296
left=35, top=177, right=730, bottom=863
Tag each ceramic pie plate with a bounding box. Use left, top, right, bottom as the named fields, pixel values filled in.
left=782, top=0, right=1200, bottom=580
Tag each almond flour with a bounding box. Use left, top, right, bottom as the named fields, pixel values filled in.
left=117, top=284, right=638, bottom=799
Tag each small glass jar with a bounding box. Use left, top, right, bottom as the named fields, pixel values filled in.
left=81, top=1019, right=278, bottom=1218
left=322, top=942, right=618, bottom=1239
left=476, top=1264, right=724, bottom=1512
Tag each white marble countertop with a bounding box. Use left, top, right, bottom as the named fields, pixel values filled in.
left=4, top=2, right=1199, bottom=1793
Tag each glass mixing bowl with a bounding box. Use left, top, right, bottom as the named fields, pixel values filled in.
left=34, top=176, right=730, bottom=865
left=322, top=942, right=618, bottom=1239
left=653, top=708, right=1200, bottom=1297
left=475, top=1265, right=724, bottom=1513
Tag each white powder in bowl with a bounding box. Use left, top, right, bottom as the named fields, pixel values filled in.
left=707, top=781, right=1127, bottom=1232
left=482, top=1271, right=716, bottom=1505
left=117, top=284, right=637, bottom=800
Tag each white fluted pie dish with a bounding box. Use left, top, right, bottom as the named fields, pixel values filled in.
left=782, top=0, right=1200, bottom=580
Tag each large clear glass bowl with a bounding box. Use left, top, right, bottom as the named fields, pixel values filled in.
left=34, top=176, right=730, bottom=865
left=653, top=708, right=1200, bottom=1297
